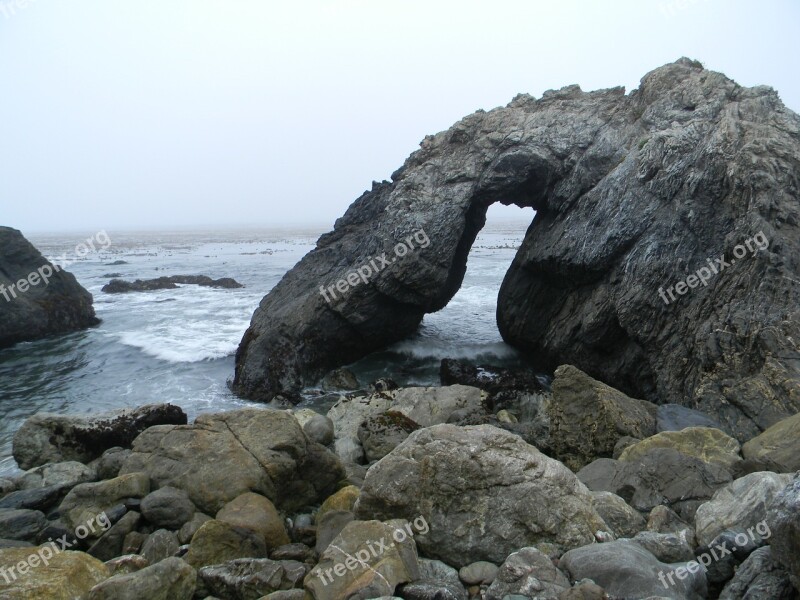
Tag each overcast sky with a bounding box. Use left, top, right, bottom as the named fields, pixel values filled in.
left=1, top=0, right=798, bottom=233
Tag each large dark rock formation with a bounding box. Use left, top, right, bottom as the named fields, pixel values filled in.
left=0, top=227, right=99, bottom=348
left=102, top=275, right=243, bottom=293
left=234, top=58, right=800, bottom=440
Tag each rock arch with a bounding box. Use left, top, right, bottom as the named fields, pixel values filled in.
left=234, top=59, right=800, bottom=439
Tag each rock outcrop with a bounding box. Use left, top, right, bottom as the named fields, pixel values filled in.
left=232, top=59, right=800, bottom=441
left=0, top=227, right=99, bottom=348
left=101, top=275, right=243, bottom=293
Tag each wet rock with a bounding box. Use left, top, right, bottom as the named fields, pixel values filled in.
left=140, top=529, right=180, bottom=564
left=216, top=492, right=290, bottom=551
left=186, top=519, right=268, bottom=568
left=141, top=486, right=196, bottom=529
left=742, top=412, right=800, bottom=473
left=13, top=404, right=187, bottom=470
left=199, top=558, right=308, bottom=599
left=589, top=490, right=647, bottom=538
left=85, top=556, right=195, bottom=600
left=559, top=540, right=706, bottom=600
left=440, top=359, right=545, bottom=395
left=321, top=368, right=359, bottom=391
left=355, top=424, right=607, bottom=567
left=120, top=408, right=344, bottom=514
left=694, top=471, right=792, bottom=546
left=547, top=365, right=656, bottom=470
left=484, top=547, right=569, bottom=600
left=0, top=508, right=47, bottom=541
left=0, top=227, right=99, bottom=349
left=370, top=378, right=399, bottom=393
left=102, top=274, right=243, bottom=293
left=0, top=547, right=109, bottom=599
left=766, top=473, right=800, bottom=590
left=304, top=520, right=419, bottom=600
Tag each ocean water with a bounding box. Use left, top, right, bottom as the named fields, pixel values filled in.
left=0, top=220, right=533, bottom=475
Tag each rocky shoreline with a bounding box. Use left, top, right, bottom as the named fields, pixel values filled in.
left=1, top=364, right=798, bottom=599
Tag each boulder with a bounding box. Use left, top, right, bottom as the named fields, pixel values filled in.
left=140, top=529, right=180, bottom=564
left=12, top=404, right=187, bottom=470
left=85, top=556, right=195, bottom=600
left=358, top=411, right=420, bottom=462
left=719, top=546, right=797, bottom=600
left=120, top=408, right=344, bottom=514
left=140, top=486, right=196, bottom=529
left=216, top=492, right=290, bottom=551
left=18, top=461, right=97, bottom=490
left=559, top=540, right=706, bottom=600
left=766, top=473, right=800, bottom=590
left=618, top=427, right=742, bottom=471
left=185, top=519, right=268, bottom=568
left=321, top=368, right=359, bottom=391
left=694, top=471, right=792, bottom=546
left=547, top=365, right=656, bottom=470
left=314, top=510, right=355, bottom=554
left=631, top=531, right=695, bottom=563
left=458, top=561, right=498, bottom=586
left=0, top=227, right=99, bottom=349
left=656, top=404, right=726, bottom=433
left=484, top=547, right=570, bottom=600
left=104, top=554, right=149, bottom=576
left=0, top=547, right=109, bottom=599
left=304, top=520, right=419, bottom=600
left=199, top=558, right=308, bottom=599
left=355, top=424, right=608, bottom=567
left=90, top=447, right=132, bottom=481
left=0, top=485, right=65, bottom=512
left=439, top=359, right=545, bottom=395
left=0, top=509, right=47, bottom=541
left=589, top=490, right=647, bottom=538
left=318, top=486, right=359, bottom=522
left=577, top=449, right=732, bottom=513
left=178, top=512, right=212, bottom=544
left=88, top=511, right=141, bottom=561
left=58, top=472, right=149, bottom=536
left=302, top=415, right=335, bottom=447
left=741, top=411, right=800, bottom=473
left=407, top=558, right=468, bottom=600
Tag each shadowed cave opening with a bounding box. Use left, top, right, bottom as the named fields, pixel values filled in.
left=325, top=204, right=540, bottom=391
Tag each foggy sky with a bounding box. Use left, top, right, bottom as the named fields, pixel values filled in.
left=1, top=0, right=798, bottom=233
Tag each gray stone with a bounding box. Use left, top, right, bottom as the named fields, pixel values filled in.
left=91, top=448, right=132, bottom=481
left=199, top=558, right=308, bottom=599
left=88, top=511, right=141, bottom=561
left=0, top=227, right=99, bottom=349
left=559, top=540, right=706, bottom=600
left=178, top=512, right=212, bottom=544
left=766, top=472, right=800, bottom=590
left=322, top=367, right=359, bottom=391
left=577, top=449, right=732, bottom=512
left=120, top=409, right=344, bottom=515
left=694, top=471, right=792, bottom=546
left=0, top=508, right=47, bottom=541
left=0, top=484, right=64, bottom=512
left=459, top=561, right=499, bottom=585
left=631, top=531, right=695, bottom=563
left=590, top=491, right=646, bottom=538
left=58, top=472, right=150, bottom=536
left=141, top=486, right=196, bottom=529
left=719, top=546, right=797, bottom=600
left=104, top=554, right=149, bottom=577
left=657, top=404, right=726, bottom=433
left=19, top=461, right=97, bottom=490
left=140, top=529, right=180, bottom=564
left=12, top=404, right=187, bottom=470
left=85, top=556, right=195, bottom=600
left=358, top=411, right=420, bottom=462
left=484, top=547, right=570, bottom=600
left=303, top=415, right=335, bottom=447
left=547, top=365, right=656, bottom=470
left=314, top=510, right=354, bottom=554
left=742, top=412, right=800, bottom=473
left=186, top=520, right=268, bottom=568
left=355, top=424, right=607, bottom=567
